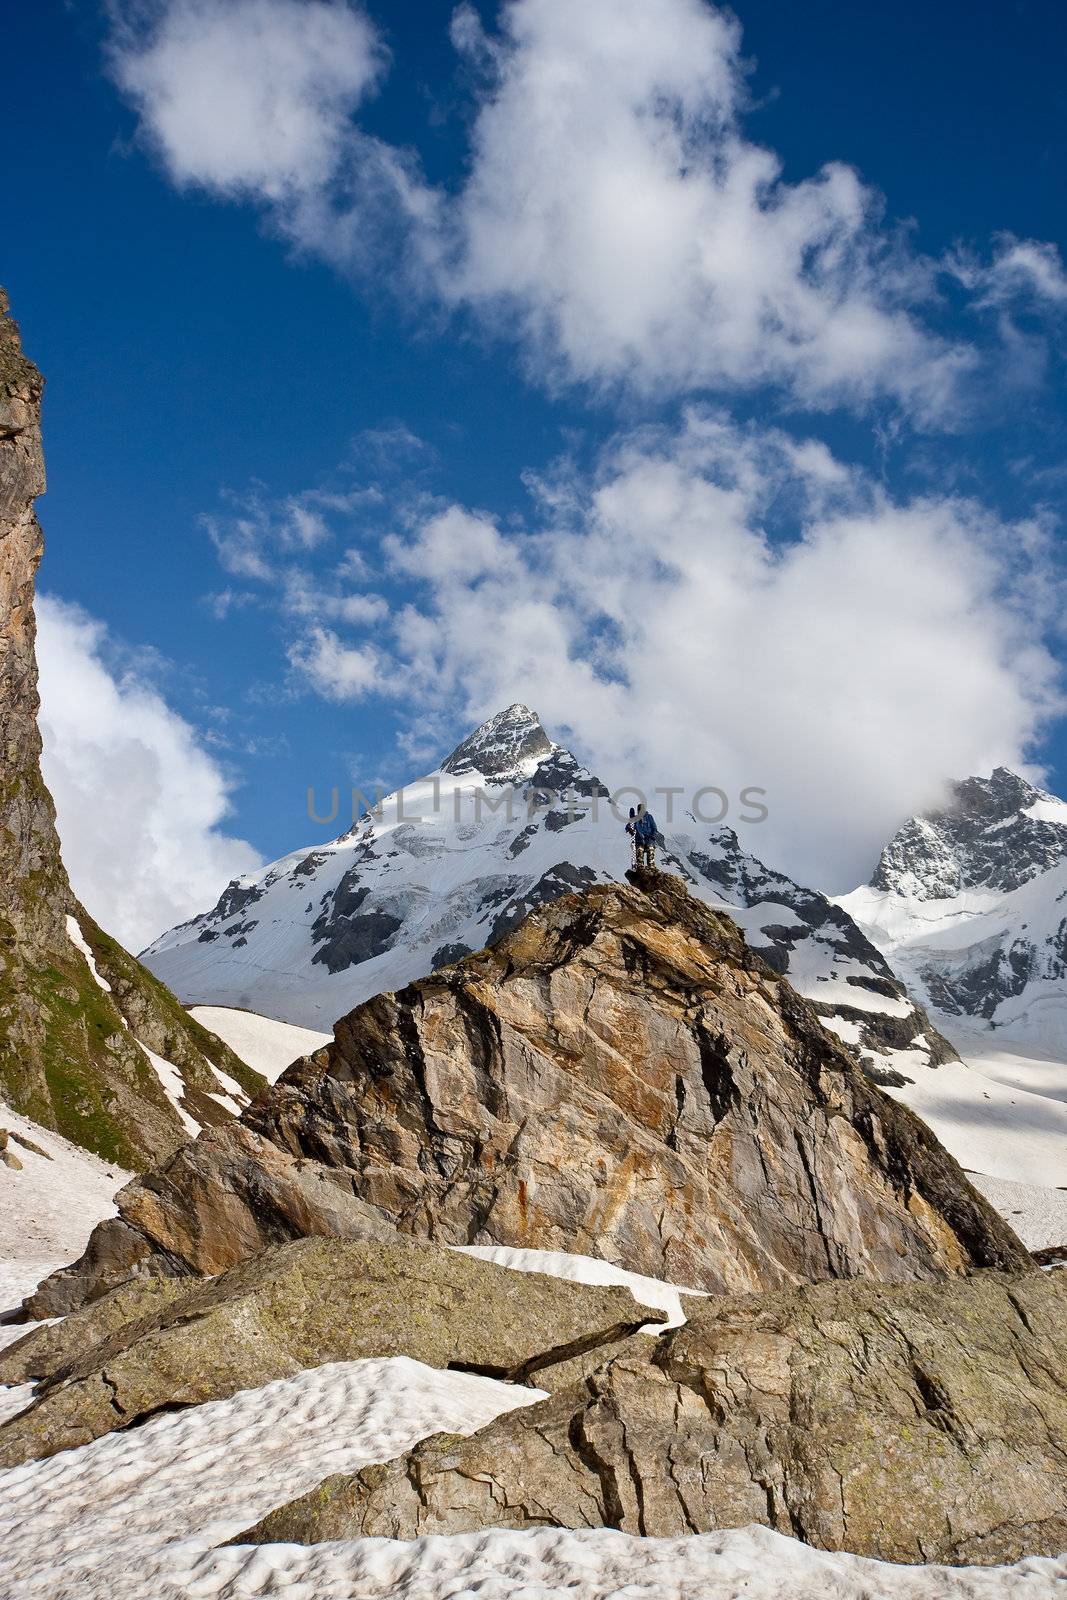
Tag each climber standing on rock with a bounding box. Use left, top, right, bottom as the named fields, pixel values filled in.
left=633, top=803, right=657, bottom=870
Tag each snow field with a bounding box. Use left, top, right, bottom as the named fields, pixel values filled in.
left=188, top=1005, right=333, bottom=1083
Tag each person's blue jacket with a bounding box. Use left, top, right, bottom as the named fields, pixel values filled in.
left=635, top=811, right=657, bottom=841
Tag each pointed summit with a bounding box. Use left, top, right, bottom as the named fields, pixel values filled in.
left=441, top=702, right=555, bottom=783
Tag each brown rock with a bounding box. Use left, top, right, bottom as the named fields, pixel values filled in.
left=242, top=1268, right=1067, bottom=1566
left=0, top=1236, right=662, bottom=1465
left=29, top=873, right=1029, bottom=1318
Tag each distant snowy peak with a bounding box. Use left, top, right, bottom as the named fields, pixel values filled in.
left=871, top=767, right=1067, bottom=901
left=440, top=703, right=556, bottom=785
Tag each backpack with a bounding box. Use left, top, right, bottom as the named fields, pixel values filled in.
left=636, top=811, right=656, bottom=841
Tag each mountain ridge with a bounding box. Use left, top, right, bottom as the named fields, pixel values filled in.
left=840, top=764, right=1067, bottom=1062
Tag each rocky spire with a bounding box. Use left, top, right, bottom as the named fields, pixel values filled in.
left=0, top=291, right=263, bottom=1167
left=441, top=702, right=555, bottom=782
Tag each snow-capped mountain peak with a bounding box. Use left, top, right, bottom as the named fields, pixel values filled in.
left=440, top=703, right=556, bottom=784
left=870, top=766, right=1067, bottom=901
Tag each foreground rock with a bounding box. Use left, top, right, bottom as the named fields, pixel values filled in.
left=0, top=291, right=263, bottom=1167
left=0, top=1272, right=190, bottom=1386
left=0, top=1237, right=661, bottom=1464
left=27, top=873, right=1028, bottom=1318
left=243, top=1268, right=1067, bottom=1566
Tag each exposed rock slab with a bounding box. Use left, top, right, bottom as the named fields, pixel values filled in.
left=28, top=874, right=1028, bottom=1317
left=242, top=1268, right=1067, bottom=1566
left=0, top=1236, right=662, bottom=1465
left=0, top=1272, right=189, bottom=1386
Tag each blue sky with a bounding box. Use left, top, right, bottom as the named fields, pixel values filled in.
left=6, top=0, right=1067, bottom=946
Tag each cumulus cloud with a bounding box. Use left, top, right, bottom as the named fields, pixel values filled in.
left=104, top=0, right=1037, bottom=422
left=108, top=0, right=385, bottom=200
left=379, top=414, right=1064, bottom=888
left=36, top=595, right=262, bottom=951
left=441, top=0, right=970, bottom=417
left=286, top=623, right=383, bottom=700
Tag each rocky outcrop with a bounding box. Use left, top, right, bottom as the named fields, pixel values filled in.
left=0, top=1236, right=662, bottom=1464
left=0, top=290, right=263, bottom=1166
left=26, top=872, right=1028, bottom=1318
left=241, top=1268, right=1067, bottom=1567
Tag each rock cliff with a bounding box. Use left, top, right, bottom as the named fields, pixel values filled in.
left=0, top=291, right=263, bottom=1166
left=26, top=870, right=1028, bottom=1317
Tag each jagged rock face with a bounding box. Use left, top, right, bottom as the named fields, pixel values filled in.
left=0, top=1237, right=662, bottom=1465
left=0, top=293, right=264, bottom=1166
left=143, top=703, right=946, bottom=1081
left=440, top=701, right=556, bottom=782
left=242, top=1269, right=1067, bottom=1567
left=27, top=875, right=1027, bottom=1319
left=871, top=767, right=1067, bottom=900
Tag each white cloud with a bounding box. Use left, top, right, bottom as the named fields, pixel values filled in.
left=381, top=413, right=1064, bottom=889
left=106, top=0, right=1006, bottom=422
left=442, top=0, right=968, bottom=418
left=385, top=504, right=521, bottom=584
left=281, top=567, right=388, bottom=624
left=952, top=235, right=1067, bottom=309
left=36, top=596, right=262, bottom=951
left=287, top=623, right=383, bottom=700
left=109, top=0, right=385, bottom=200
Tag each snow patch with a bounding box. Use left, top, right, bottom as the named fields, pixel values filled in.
left=0, top=1106, right=129, bottom=1267
left=0, top=1356, right=544, bottom=1599
left=136, top=1042, right=199, bottom=1136
left=453, top=1243, right=707, bottom=1330
left=967, top=1172, right=1067, bottom=1252
left=188, top=1005, right=332, bottom=1083
left=1024, top=795, right=1067, bottom=826
left=64, top=913, right=110, bottom=993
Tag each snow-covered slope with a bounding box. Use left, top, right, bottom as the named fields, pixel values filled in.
left=145, top=705, right=941, bottom=1075
left=0, top=1102, right=130, bottom=1268
left=187, top=1006, right=332, bottom=1084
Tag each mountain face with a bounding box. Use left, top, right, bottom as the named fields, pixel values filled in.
left=870, top=767, right=1067, bottom=900
left=0, top=292, right=264, bottom=1167
left=839, top=767, right=1067, bottom=1054
left=143, top=703, right=947, bottom=1080
left=27, top=874, right=1026, bottom=1320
